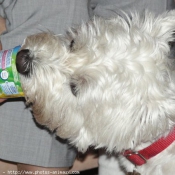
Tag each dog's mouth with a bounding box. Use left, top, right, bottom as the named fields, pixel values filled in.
left=16, top=49, right=33, bottom=77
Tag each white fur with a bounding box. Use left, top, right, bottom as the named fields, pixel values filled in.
left=18, top=11, right=175, bottom=174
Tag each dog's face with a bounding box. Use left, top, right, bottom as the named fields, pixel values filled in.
left=16, top=33, right=80, bottom=132
left=16, top=11, right=175, bottom=152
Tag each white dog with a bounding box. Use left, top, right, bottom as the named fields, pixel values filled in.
left=16, top=11, right=175, bottom=175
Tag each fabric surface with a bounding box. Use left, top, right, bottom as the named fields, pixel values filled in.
left=91, top=0, right=169, bottom=19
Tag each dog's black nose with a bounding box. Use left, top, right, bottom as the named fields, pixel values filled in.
left=16, top=49, right=32, bottom=76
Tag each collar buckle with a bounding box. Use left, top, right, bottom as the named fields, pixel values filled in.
left=124, top=150, right=147, bottom=165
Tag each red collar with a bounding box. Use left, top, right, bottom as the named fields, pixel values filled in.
left=122, top=127, right=175, bottom=166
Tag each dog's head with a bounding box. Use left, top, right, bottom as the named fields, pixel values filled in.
left=16, top=10, right=175, bottom=152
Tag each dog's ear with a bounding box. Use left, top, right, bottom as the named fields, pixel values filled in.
left=168, top=32, right=175, bottom=59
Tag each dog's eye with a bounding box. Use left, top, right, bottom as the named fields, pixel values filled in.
left=70, top=40, right=75, bottom=50
left=168, top=32, right=175, bottom=59
left=168, top=41, right=175, bottom=59
left=70, top=82, right=78, bottom=96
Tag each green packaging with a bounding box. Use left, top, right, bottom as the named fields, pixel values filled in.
left=0, top=46, right=24, bottom=98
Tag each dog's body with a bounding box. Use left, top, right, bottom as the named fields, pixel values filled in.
left=16, top=11, right=175, bottom=174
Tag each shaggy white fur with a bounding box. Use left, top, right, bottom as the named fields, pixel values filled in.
left=16, top=11, right=175, bottom=174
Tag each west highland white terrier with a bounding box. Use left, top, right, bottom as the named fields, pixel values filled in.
left=16, top=11, right=175, bottom=175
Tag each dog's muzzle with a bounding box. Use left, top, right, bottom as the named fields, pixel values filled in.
left=16, top=49, right=32, bottom=76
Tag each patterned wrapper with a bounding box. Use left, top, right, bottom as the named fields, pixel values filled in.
left=0, top=46, right=24, bottom=98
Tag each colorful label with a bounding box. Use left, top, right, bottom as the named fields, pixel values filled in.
left=0, top=46, right=24, bottom=98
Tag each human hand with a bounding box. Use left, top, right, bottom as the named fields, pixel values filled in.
left=0, top=16, right=5, bottom=50
left=0, top=16, right=6, bottom=35
left=0, top=99, right=6, bottom=103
